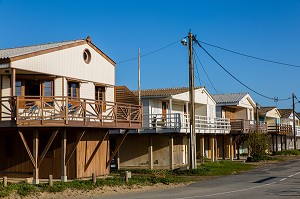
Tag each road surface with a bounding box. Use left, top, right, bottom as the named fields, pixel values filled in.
left=95, top=159, right=300, bottom=199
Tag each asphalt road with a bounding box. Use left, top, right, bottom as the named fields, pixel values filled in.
left=96, top=159, right=300, bottom=199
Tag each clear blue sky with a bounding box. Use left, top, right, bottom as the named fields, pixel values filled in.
left=1, top=0, right=300, bottom=110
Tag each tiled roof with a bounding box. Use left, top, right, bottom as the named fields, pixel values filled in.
left=211, top=93, right=248, bottom=104
left=132, top=87, right=203, bottom=97
left=278, top=109, right=293, bottom=118
left=0, top=39, right=84, bottom=59
left=258, top=107, right=276, bottom=116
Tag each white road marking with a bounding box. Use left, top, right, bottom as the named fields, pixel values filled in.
left=177, top=182, right=276, bottom=199
left=288, top=171, right=300, bottom=178
left=279, top=178, right=287, bottom=182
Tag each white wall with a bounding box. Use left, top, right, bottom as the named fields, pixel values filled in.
left=11, top=43, right=115, bottom=86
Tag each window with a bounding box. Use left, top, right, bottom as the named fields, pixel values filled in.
left=68, top=82, right=80, bottom=99
left=43, top=81, right=53, bottom=97
left=16, top=80, right=22, bottom=96
left=83, top=49, right=91, bottom=64
left=95, top=86, right=106, bottom=111
left=25, top=80, right=40, bottom=96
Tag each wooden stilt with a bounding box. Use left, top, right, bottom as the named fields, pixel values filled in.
left=148, top=135, right=153, bottom=170
left=169, top=136, right=174, bottom=169
left=199, top=134, right=204, bottom=163
left=33, top=129, right=39, bottom=184
left=214, top=135, right=218, bottom=160
left=210, top=135, right=215, bottom=162
left=61, top=129, right=67, bottom=182
left=229, top=136, right=233, bottom=161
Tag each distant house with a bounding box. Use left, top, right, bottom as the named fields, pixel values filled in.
left=258, top=107, right=285, bottom=152
left=112, top=87, right=231, bottom=170
left=0, top=37, right=142, bottom=184
left=212, top=93, right=267, bottom=158
left=277, top=109, right=300, bottom=149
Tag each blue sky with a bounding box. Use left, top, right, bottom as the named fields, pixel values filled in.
left=1, top=0, right=300, bottom=110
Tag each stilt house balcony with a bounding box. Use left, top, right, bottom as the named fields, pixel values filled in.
left=0, top=96, right=142, bottom=129
left=230, top=119, right=268, bottom=134
left=267, top=124, right=293, bottom=134
left=141, top=113, right=231, bottom=134
left=295, top=126, right=300, bottom=137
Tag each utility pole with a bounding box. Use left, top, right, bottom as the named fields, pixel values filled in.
left=292, top=93, right=297, bottom=149
left=188, top=31, right=196, bottom=169
left=138, top=48, right=141, bottom=106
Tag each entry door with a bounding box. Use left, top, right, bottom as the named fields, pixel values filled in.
left=173, top=137, right=184, bottom=165
left=162, top=102, right=167, bottom=118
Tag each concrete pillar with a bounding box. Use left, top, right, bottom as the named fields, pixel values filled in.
left=210, top=135, right=215, bottom=162
left=33, top=129, right=39, bottom=184
left=61, top=129, right=67, bottom=182
left=148, top=135, right=153, bottom=170
left=169, top=136, right=174, bottom=169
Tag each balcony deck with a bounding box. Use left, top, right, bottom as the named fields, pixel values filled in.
left=230, top=119, right=268, bottom=134
left=268, top=124, right=293, bottom=134
left=140, top=113, right=231, bottom=134
left=0, top=96, right=142, bottom=129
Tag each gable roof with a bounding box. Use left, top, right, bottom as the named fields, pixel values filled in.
left=211, top=93, right=248, bottom=104
left=278, top=109, right=293, bottom=118
left=0, top=36, right=115, bottom=66
left=258, top=106, right=277, bottom=116
left=132, top=87, right=203, bottom=98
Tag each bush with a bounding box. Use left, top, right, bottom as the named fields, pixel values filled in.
left=245, top=131, right=271, bottom=160
left=273, top=149, right=300, bottom=156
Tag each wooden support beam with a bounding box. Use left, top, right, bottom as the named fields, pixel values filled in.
left=199, top=134, right=204, bottom=163
left=148, top=135, right=153, bottom=170
left=66, top=129, right=86, bottom=165
left=38, top=129, right=59, bottom=167
left=33, top=129, right=39, bottom=184
left=61, top=129, right=67, bottom=182
left=229, top=136, right=233, bottom=161
left=214, top=136, right=218, bottom=160
left=18, top=130, right=36, bottom=168
left=169, top=136, right=174, bottom=170
left=84, top=131, right=109, bottom=171
left=106, top=130, right=129, bottom=168
left=210, top=135, right=215, bottom=162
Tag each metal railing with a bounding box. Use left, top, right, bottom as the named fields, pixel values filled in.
left=0, top=96, right=142, bottom=128
left=142, top=113, right=231, bottom=134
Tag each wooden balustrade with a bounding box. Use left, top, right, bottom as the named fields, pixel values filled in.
left=0, top=96, right=142, bottom=129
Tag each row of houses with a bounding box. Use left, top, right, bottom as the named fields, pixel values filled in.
left=0, top=37, right=298, bottom=183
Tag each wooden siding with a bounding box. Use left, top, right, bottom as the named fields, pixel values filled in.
left=80, top=82, right=94, bottom=100
left=54, top=77, right=63, bottom=96
left=10, top=44, right=115, bottom=85
left=2, top=75, right=10, bottom=97
left=76, top=129, right=110, bottom=178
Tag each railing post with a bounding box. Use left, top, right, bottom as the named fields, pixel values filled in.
left=83, top=99, right=86, bottom=125
left=41, top=96, right=44, bottom=125
left=129, top=105, right=131, bottom=127
left=15, top=97, right=19, bottom=125
left=115, top=102, right=117, bottom=127
left=65, top=97, right=68, bottom=125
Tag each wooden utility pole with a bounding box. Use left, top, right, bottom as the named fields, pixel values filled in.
left=188, top=31, right=196, bottom=169
left=138, top=48, right=141, bottom=106
left=292, top=93, right=297, bottom=149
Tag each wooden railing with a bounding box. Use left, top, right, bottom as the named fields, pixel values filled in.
left=230, top=119, right=268, bottom=133
left=0, top=96, right=142, bottom=128
left=268, top=124, right=293, bottom=134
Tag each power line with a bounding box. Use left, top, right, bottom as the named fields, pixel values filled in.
left=193, top=47, right=224, bottom=101
left=117, top=39, right=182, bottom=64
left=199, top=40, right=300, bottom=68
left=194, top=39, right=291, bottom=102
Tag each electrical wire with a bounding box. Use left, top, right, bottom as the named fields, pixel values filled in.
left=199, top=40, right=300, bottom=68
left=193, top=47, right=224, bottom=101
left=194, top=39, right=291, bottom=102
left=117, top=39, right=183, bottom=64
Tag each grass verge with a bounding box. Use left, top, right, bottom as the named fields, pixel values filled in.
left=0, top=160, right=259, bottom=198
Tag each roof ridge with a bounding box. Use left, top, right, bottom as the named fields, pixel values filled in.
left=133, top=86, right=203, bottom=92
left=0, top=38, right=85, bottom=50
